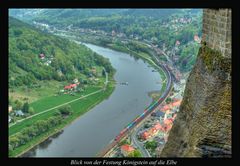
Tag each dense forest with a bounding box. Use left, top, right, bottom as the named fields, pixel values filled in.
left=9, top=17, right=114, bottom=89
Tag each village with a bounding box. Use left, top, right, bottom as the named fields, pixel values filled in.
left=105, top=72, right=188, bottom=157
left=33, top=11, right=201, bottom=46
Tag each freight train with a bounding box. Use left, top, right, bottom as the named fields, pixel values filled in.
left=114, top=63, right=172, bottom=142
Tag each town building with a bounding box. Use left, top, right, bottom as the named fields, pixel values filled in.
left=175, top=40, right=180, bottom=46
left=39, top=53, right=45, bottom=59
left=73, top=78, right=79, bottom=84
left=140, top=122, right=163, bottom=140
left=121, top=144, right=135, bottom=157
left=152, top=111, right=165, bottom=118
left=194, top=35, right=201, bottom=43
left=112, top=30, right=116, bottom=36
left=160, top=99, right=182, bottom=113
left=64, top=84, right=77, bottom=91
left=15, top=110, right=24, bottom=116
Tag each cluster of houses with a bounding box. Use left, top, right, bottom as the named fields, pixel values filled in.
left=33, top=21, right=49, bottom=29
left=133, top=98, right=182, bottom=156
left=162, top=15, right=193, bottom=32
left=111, top=30, right=126, bottom=38
left=175, top=34, right=201, bottom=46
left=139, top=99, right=182, bottom=142
left=62, top=78, right=80, bottom=92
left=116, top=99, right=182, bottom=157
left=59, top=67, right=101, bottom=95
left=160, top=99, right=182, bottom=113
left=74, top=28, right=108, bottom=36
left=171, top=17, right=192, bottom=24
left=140, top=114, right=177, bottom=141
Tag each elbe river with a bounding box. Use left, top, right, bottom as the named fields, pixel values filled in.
left=22, top=43, right=162, bottom=157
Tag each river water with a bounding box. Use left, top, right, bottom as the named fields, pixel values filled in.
left=22, top=43, right=162, bottom=157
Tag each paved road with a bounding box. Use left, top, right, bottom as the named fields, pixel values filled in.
left=131, top=128, right=151, bottom=157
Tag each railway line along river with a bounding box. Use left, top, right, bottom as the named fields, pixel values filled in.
left=22, top=43, right=163, bottom=157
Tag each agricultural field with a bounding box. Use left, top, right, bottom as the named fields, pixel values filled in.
left=9, top=80, right=115, bottom=157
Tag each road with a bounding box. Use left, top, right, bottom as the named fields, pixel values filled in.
left=131, top=128, right=151, bottom=157
left=9, top=69, right=108, bottom=128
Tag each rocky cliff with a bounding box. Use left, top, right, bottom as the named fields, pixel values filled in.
left=160, top=8, right=232, bottom=158
left=160, top=45, right=231, bottom=157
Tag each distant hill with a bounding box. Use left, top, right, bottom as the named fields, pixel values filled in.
left=9, top=9, right=190, bottom=27
left=9, top=9, right=202, bottom=72
left=9, top=17, right=113, bottom=88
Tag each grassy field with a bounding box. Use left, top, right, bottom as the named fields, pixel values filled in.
left=9, top=80, right=65, bottom=103
left=9, top=84, right=108, bottom=135
left=9, top=80, right=115, bottom=157
left=29, top=86, right=101, bottom=114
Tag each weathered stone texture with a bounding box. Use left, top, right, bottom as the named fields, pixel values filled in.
left=202, top=9, right=231, bottom=58
left=160, top=9, right=232, bottom=158
left=160, top=46, right=231, bottom=157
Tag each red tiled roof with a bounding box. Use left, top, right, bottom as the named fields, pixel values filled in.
left=164, top=118, right=173, bottom=125
left=70, top=84, right=77, bottom=88
left=64, top=84, right=77, bottom=90
left=141, top=122, right=165, bottom=140
left=164, top=124, right=173, bottom=132
left=171, top=100, right=182, bottom=107
left=64, top=86, right=72, bottom=90
left=121, top=144, right=135, bottom=152
left=154, top=122, right=163, bottom=131
left=141, top=131, right=150, bottom=140
left=161, top=99, right=182, bottom=112
left=161, top=105, right=171, bottom=112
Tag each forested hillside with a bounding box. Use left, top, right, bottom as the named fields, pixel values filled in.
left=10, top=9, right=202, bottom=72
left=9, top=17, right=113, bottom=89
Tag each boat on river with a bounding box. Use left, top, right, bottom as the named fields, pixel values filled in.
left=120, top=82, right=128, bottom=85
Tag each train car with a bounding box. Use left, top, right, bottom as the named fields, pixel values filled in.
left=147, top=104, right=154, bottom=111
left=126, top=122, right=133, bottom=129
left=120, top=128, right=127, bottom=135
left=115, top=135, right=121, bottom=141
left=115, top=128, right=128, bottom=141
left=129, top=121, right=136, bottom=129
left=140, top=112, right=145, bottom=118
left=133, top=117, right=140, bottom=123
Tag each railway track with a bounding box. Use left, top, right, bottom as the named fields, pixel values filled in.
left=97, top=58, right=173, bottom=157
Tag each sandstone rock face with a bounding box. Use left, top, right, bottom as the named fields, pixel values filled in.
left=160, top=46, right=231, bottom=157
